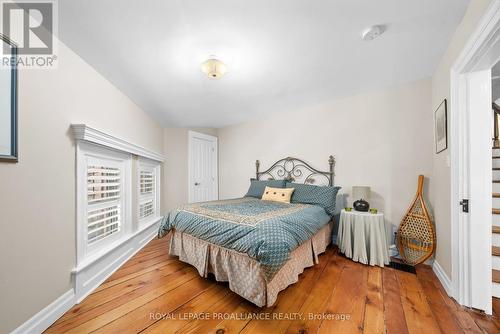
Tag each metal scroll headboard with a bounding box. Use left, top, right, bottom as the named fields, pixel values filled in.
left=255, top=156, right=335, bottom=186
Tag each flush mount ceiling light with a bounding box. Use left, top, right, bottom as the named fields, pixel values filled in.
left=201, top=57, right=227, bottom=79
left=361, top=25, right=385, bottom=41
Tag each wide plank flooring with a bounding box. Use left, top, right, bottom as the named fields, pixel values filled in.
left=46, top=237, right=500, bottom=333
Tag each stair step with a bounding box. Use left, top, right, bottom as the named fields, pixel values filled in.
left=494, top=226, right=500, bottom=234
left=493, top=209, right=500, bottom=215
left=494, top=269, right=500, bottom=283
left=494, top=193, right=500, bottom=198
left=494, top=168, right=500, bottom=171
left=494, top=246, right=500, bottom=256
left=494, top=181, right=500, bottom=183
left=494, top=157, right=500, bottom=159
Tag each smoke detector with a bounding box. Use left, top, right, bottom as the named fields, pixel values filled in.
left=361, top=25, right=385, bottom=41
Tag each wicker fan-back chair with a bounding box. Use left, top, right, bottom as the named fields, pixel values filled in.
left=396, top=175, right=435, bottom=265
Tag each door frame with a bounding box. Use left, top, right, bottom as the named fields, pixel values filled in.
left=188, top=130, right=218, bottom=203
left=450, top=1, right=500, bottom=314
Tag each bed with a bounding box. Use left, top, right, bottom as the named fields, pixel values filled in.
left=158, top=156, right=339, bottom=307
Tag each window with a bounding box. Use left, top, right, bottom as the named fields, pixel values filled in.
left=138, top=158, right=160, bottom=225
left=77, top=142, right=131, bottom=260
left=73, top=124, right=165, bottom=299
left=87, top=165, right=121, bottom=245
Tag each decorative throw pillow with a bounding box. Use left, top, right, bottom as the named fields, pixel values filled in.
left=245, top=179, right=287, bottom=198
left=286, top=182, right=341, bottom=216
left=261, top=186, right=295, bottom=203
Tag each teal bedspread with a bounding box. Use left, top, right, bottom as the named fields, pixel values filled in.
left=158, top=197, right=331, bottom=281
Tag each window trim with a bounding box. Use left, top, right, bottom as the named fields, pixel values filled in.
left=72, top=124, right=165, bottom=162
left=137, top=157, right=161, bottom=227
left=76, top=141, right=132, bottom=266
left=72, top=124, right=164, bottom=301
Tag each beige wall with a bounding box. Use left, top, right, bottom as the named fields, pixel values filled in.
left=0, top=40, right=163, bottom=333
left=431, top=0, right=494, bottom=278
left=162, top=127, right=217, bottom=212
left=218, top=79, right=434, bottom=237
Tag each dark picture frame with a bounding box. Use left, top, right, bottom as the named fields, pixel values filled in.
left=0, top=34, right=18, bottom=163
left=434, top=99, right=448, bottom=154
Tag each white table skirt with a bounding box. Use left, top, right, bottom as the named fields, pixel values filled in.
left=337, top=210, right=389, bottom=267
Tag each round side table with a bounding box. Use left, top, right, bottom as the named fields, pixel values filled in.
left=336, top=209, right=389, bottom=267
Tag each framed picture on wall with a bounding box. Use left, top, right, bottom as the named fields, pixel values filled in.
left=434, top=99, right=447, bottom=154
left=0, top=34, right=18, bottom=162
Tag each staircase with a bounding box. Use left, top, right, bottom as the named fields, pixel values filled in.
left=493, top=104, right=500, bottom=297
left=493, top=179, right=500, bottom=296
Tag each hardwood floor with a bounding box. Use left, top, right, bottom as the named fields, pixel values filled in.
left=46, top=237, right=500, bottom=333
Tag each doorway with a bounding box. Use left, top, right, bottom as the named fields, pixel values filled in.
left=450, top=2, right=500, bottom=315
left=188, top=131, right=218, bottom=203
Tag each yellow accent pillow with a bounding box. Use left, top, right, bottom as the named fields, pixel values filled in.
left=261, top=186, right=295, bottom=203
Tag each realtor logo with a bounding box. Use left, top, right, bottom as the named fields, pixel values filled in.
left=1, top=0, right=57, bottom=68
left=2, top=1, right=53, bottom=54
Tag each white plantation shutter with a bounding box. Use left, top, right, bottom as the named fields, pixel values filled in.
left=87, top=166, right=120, bottom=203
left=87, top=205, right=120, bottom=244
left=139, top=200, right=154, bottom=219
left=84, top=153, right=127, bottom=250
left=138, top=160, right=160, bottom=223
left=140, top=170, right=154, bottom=195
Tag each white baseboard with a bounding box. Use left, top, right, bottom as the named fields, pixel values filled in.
left=11, top=221, right=159, bottom=334
left=432, top=260, right=453, bottom=296
left=10, top=289, right=76, bottom=334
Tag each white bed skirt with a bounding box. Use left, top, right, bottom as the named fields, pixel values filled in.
left=168, top=222, right=333, bottom=307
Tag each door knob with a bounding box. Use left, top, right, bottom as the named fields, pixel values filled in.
left=194, top=182, right=200, bottom=186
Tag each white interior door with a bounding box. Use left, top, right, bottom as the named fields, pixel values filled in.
left=450, top=1, right=500, bottom=315
left=465, top=70, right=492, bottom=312
left=188, top=131, right=218, bottom=203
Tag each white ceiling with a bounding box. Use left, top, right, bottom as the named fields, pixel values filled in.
left=59, top=0, right=469, bottom=127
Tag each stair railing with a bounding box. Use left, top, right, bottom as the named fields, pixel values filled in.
left=493, top=103, right=500, bottom=148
